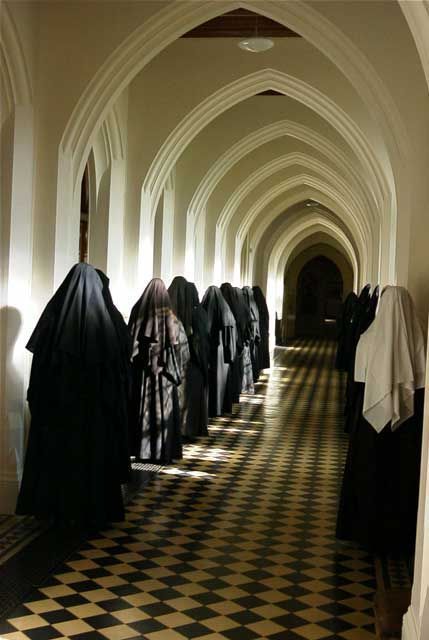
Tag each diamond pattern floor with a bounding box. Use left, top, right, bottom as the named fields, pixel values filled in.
left=0, top=339, right=376, bottom=639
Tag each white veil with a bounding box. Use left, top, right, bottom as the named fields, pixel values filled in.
left=355, top=286, right=426, bottom=432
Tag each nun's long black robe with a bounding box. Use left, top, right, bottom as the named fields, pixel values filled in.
left=235, top=288, right=254, bottom=393
left=253, top=286, right=270, bottom=371
left=168, top=277, right=210, bottom=438
left=242, top=286, right=261, bottom=382
left=201, top=286, right=237, bottom=417
left=336, top=384, right=423, bottom=552
left=168, top=276, right=193, bottom=337
left=185, top=283, right=210, bottom=437
left=221, top=283, right=247, bottom=403
left=128, top=279, right=182, bottom=463
left=344, top=285, right=375, bottom=433
left=174, top=316, right=191, bottom=438
left=16, top=263, right=131, bottom=527
left=335, top=291, right=358, bottom=371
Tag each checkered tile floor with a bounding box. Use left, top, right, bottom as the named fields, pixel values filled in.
left=0, top=339, right=376, bottom=639
left=0, top=517, right=48, bottom=567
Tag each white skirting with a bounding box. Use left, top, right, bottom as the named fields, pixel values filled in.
left=0, top=473, right=19, bottom=514
left=402, top=605, right=419, bottom=640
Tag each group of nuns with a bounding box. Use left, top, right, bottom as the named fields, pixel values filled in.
left=16, top=263, right=270, bottom=528
left=335, top=284, right=426, bottom=553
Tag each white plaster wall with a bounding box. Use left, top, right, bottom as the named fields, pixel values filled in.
left=309, top=0, right=429, bottom=317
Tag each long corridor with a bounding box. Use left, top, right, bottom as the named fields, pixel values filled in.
left=0, top=340, right=377, bottom=640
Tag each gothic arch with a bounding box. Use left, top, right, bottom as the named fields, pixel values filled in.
left=217, top=152, right=375, bottom=236
left=220, top=159, right=371, bottom=282
left=247, top=192, right=364, bottom=286
left=233, top=175, right=370, bottom=283
left=0, top=3, right=32, bottom=111
left=53, top=1, right=408, bottom=288
left=399, top=0, right=429, bottom=89
left=188, top=120, right=381, bottom=283
left=59, top=0, right=405, bottom=196
left=263, top=216, right=359, bottom=345
left=142, top=68, right=388, bottom=228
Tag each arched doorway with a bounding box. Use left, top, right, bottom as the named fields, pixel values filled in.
left=295, top=255, right=343, bottom=337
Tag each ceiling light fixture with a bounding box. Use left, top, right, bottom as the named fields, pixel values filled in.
left=238, top=37, right=274, bottom=52
left=238, top=14, right=274, bottom=53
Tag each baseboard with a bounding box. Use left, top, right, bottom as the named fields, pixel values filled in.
left=402, top=605, right=419, bottom=640
left=0, top=475, right=19, bottom=514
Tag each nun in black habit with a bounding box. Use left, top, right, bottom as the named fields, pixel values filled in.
left=185, top=282, right=210, bottom=438
left=253, top=285, right=270, bottom=370
left=344, top=284, right=376, bottom=433
left=168, top=276, right=207, bottom=441
left=335, top=291, right=358, bottom=371
left=16, top=263, right=131, bottom=527
left=173, top=313, right=191, bottom=438
left=242, top=286, right=261, bottom=382
left=168, top=276, right=193, bottom=337
left=336, top=286, right=425, bottom=552
left=235, top=287, right=254, bottom=394
left=201, top=286, right=237, bottom=417
left=128, top=278, right=183, bottom=463
left=220, top=283, right=247, bottom=403
left=234, top=290, right=254, bottom=394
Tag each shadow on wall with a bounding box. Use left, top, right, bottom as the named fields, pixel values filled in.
left=0, top=306, right=26, bottom=493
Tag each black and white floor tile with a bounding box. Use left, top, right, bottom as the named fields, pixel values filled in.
left=0, top=340, right=377, bottom=639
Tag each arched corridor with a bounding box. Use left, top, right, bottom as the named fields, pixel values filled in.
left=1, top=2, right=429, bottom=638
left=0, top=340, right=381, bottom=640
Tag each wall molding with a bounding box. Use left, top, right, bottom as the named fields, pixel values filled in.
left=58, top=0, right=405, bottom=200
left=402, top=605, right=419, bottom=640
left=0, top=3, right=32, bottom=107
left=234, top=175, right=369, bottom=279
left=142, top=68, right=388, bottom=226
left=188, top=119, right=383, bottom=230
left=217, top=151, right=375, bottom=235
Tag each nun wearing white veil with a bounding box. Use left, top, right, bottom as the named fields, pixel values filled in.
left=336, top=286, right=426, bottom=552
left=357, top=286, right=426, bottom=432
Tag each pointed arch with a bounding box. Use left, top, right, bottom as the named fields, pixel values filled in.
left=142, top=68, right=387, bottom=225
left=247, top=190, right=367, bottom=290
left=0, top=3, right=32, bottom=110
left=217, top=155, right=372, bottom=281
left=54, top=0, right=408, bottom=287
left=188, top=119, right=382, bottom=230
left=59, top=0, right=405, bottom=197
left=233, top=174, right=371, bottom=281
left=263, top=213, right=359, bottom=347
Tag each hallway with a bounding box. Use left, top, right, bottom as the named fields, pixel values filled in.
left=0, top=341, right=377, bottom=640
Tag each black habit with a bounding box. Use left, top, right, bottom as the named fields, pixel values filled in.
left=128, top=278, right=182, bottom=463
left=185, top=283, right=210, bottom=438
left=253, top=285, right=270, bottom=370
left=242, top=286, right=261, bottom=382
left=16, top=263, right=131, bottom=527
left=336, top=384, right=423, bottom=552
left=220, top=283, right=248, bottom=403
left=335, top=291, right=358, bottom=371
left=201, top=286, right=237, bottom=417
left=344, top=284, right=376, bottom=433
left=168, top=275, right=193, bottom=337
left=337, top=286, right=424, bottom=553
left=235, top=287, right=254, bottom=393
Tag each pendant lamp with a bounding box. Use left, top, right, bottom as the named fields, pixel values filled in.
left=238, top=14, right=274, bottom=53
